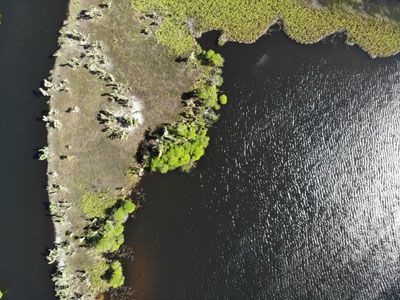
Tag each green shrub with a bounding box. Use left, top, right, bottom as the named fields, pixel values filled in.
left=219, top=94, right=228, bottom=105
left=93, top=200, right=135, bottom=253
left=113, top=207, right=128, bottom=223
left=88, top=259, right=125, bottom=292
left=149, top=125, right=210, bottom=173
left=108, top=261, right=125, bottom=288
left=198, top=85, right=219, bottom=109
left=121, top=199, right=137, bottom=214
left=204, top=49, right=225, bottom=67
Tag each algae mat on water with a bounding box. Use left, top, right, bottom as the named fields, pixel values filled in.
left=132, top=0, right=400, bottom=57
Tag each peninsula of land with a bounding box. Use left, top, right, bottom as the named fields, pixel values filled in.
left=41, top=0, right=400, bottom=299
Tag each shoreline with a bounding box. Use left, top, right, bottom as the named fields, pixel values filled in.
left=43, top=0, right=400, bottom=299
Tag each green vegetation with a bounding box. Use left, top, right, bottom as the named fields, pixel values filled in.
left=219, top=94, right=228, bottom=105
left=82, top=196, right=136, bottom=253
left=43, top=0, right=400, bottom=298
left=106, top=261, right=125, bottom=288
left=93, top=199, right=136, bottom=253
left=88, top=260, right=125, bottom=292
left=148, top=124, right=210, bottom=173
left=82, top=196, right=136, bottom=291
left=142, top=49, right=225, bottom=173
left=0, top=289, right=3, bottom=299
left=205, top=49, right=224, bottom=67
left=80, top=192, right=119, bottom=219
left=133, top=0, right=400, bottom=57
left=88, top=260, right=111, bottom=292
left=308, top=0, right=400, bottom=22
left=135, top=0, right=400, bottom=176
left=44, top=0, right=201, bottom=298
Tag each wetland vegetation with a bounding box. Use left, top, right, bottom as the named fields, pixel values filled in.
left=133, top=0, right=400, bottom=57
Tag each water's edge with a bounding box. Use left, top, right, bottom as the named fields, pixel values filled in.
left=123, top=30, right=400, bottom=299
left=0, top=1, right=68, bottom=299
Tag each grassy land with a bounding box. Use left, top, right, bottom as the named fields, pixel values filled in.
left=45, top=0, right=199, bottom=298
left=132, top=0, right=400, bottom=57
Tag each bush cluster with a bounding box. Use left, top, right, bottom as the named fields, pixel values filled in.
left=204, top=49, right=224, bottom=67
left=106, top=261, right=125, bottom=288
left=149, top=124, right=210, bottom=173
left=88, top=259, right=125, bottom=292
left=94, top=199, right=137, bottom=253
left=85, top=199, right=136, bottom=292
left=144, top=49, right=226, bottom=173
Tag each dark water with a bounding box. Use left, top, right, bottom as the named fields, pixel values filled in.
left=125, top=30, right=400, bottom=299
left=0, top=1, right=67, bottom=299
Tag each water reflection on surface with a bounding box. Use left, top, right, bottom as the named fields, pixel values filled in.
left=125, top=31, right=400, bottom=299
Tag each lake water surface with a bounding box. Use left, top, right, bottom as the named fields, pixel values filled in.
left=124, top=30, right=400, bottom=299
left=0, top=1, right=67, bottom=299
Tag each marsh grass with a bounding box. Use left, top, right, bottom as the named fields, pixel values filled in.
left=80, top=192, right=119, bottom=219
left=133, top=0, right=400, bottom=57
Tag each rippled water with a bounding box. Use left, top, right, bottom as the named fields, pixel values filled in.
left=124, top=31, right=400, bottom=299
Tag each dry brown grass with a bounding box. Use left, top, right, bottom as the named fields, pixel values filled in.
left=46, top=0, right=199, bottom=297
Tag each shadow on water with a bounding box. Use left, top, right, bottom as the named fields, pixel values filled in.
left=0, top=1, right=67, bottom=299
left=123, top=28, right=400, bottom=300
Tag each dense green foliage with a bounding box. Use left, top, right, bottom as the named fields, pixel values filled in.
left=88, top=260, right=125, bottom=292
left=205, top=49, right=224, bottom=67
left=219, top=94, right=228, bottom=105
left=80, top=192, right=119, bottom=219
left=86, top=199, right=135, bottom=291
left=149, top=124, right=210, bottom=173
left=133, top=0, right=400, bottom=57
left=144, top=50, right=225, bottom=173
left=107, top=261, right=125, bottom=288
left=92, top=199, right=136, bottom=253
